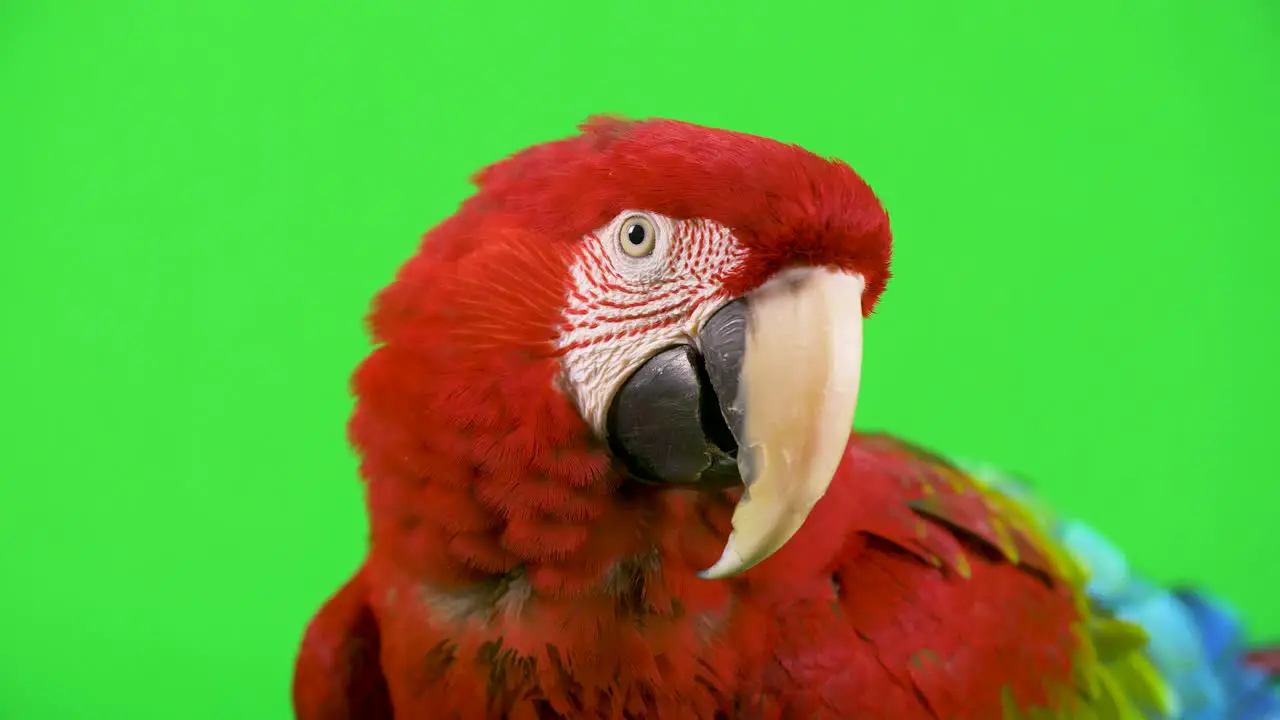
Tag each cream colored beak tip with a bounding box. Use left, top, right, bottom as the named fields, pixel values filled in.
left=696, top=537, right=746, bottom=579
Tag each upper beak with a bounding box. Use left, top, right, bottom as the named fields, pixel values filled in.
left=699, top=267, right=865, bottom=578
left=606, top=267, right=866, bottom=579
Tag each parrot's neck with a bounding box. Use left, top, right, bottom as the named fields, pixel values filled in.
left=354, top=355, right=744, bottom=650
left=368, top=462, right=743, bottom=617
left=362, top=444, right=748, bottom=687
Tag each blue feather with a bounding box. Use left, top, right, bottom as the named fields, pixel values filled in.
left=959, top=462, right=1280, bottom=720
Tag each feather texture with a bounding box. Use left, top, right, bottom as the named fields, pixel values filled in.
left=964, top=462, right=1280, bottom=720
left=292, top=117, right=1277, bottom=719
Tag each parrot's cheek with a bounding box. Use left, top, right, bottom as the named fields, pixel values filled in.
left=605, top=267, right=867, bottom=580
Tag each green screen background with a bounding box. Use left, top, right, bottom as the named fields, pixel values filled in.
left=2, top=1, right=1276, bottom=717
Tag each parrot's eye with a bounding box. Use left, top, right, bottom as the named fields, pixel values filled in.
left=618, top=215, right=657, bottom=258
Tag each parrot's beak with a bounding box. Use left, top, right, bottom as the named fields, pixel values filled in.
left=698, top=268, right=865, bottom=578
left=605, top=267, right=865, bottom=579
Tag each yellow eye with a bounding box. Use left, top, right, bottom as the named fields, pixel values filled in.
left=618, top=215, right=657, bottom=258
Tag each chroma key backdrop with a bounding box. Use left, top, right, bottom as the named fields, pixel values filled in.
left=2, top=1, right=1277, bottom=718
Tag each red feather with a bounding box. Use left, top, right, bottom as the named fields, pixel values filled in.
left=1247, top=647, right=1280, bottom=676
left=293, top=567, right=392, bottom=719
left=293, top=119, right=1090, bottom=719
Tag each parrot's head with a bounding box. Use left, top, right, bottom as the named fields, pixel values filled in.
left=353, top=117, right=891, bottom=588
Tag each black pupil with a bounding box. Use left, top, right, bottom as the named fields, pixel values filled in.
left=626, top=223, right=647, bottom=246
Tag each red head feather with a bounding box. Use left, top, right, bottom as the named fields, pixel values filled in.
left=350, top=116, right=893, bottom=597
left=461, top=115, right=892, bottom=307
left=307, top=119, right=907, bottom=717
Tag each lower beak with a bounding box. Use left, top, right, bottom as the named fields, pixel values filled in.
left=699, top=268, right=866, bottom=578
left=605, top=267, right=866, bottom=579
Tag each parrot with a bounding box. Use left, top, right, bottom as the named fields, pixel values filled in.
left=292, top=116, right=1279, bottom=720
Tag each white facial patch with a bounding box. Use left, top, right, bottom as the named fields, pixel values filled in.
left=555, top=211, right=747, bottom=434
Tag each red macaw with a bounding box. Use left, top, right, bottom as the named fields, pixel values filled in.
left=292, top=117, right=1278, bottom=719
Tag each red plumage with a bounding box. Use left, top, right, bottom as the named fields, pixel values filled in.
left=293, top=118, right=1092, bottom=719
left=1247, top=648, right=1280, bottom=676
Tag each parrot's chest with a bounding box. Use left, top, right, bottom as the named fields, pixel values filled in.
left=370, top=565, right=865, bottom=719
